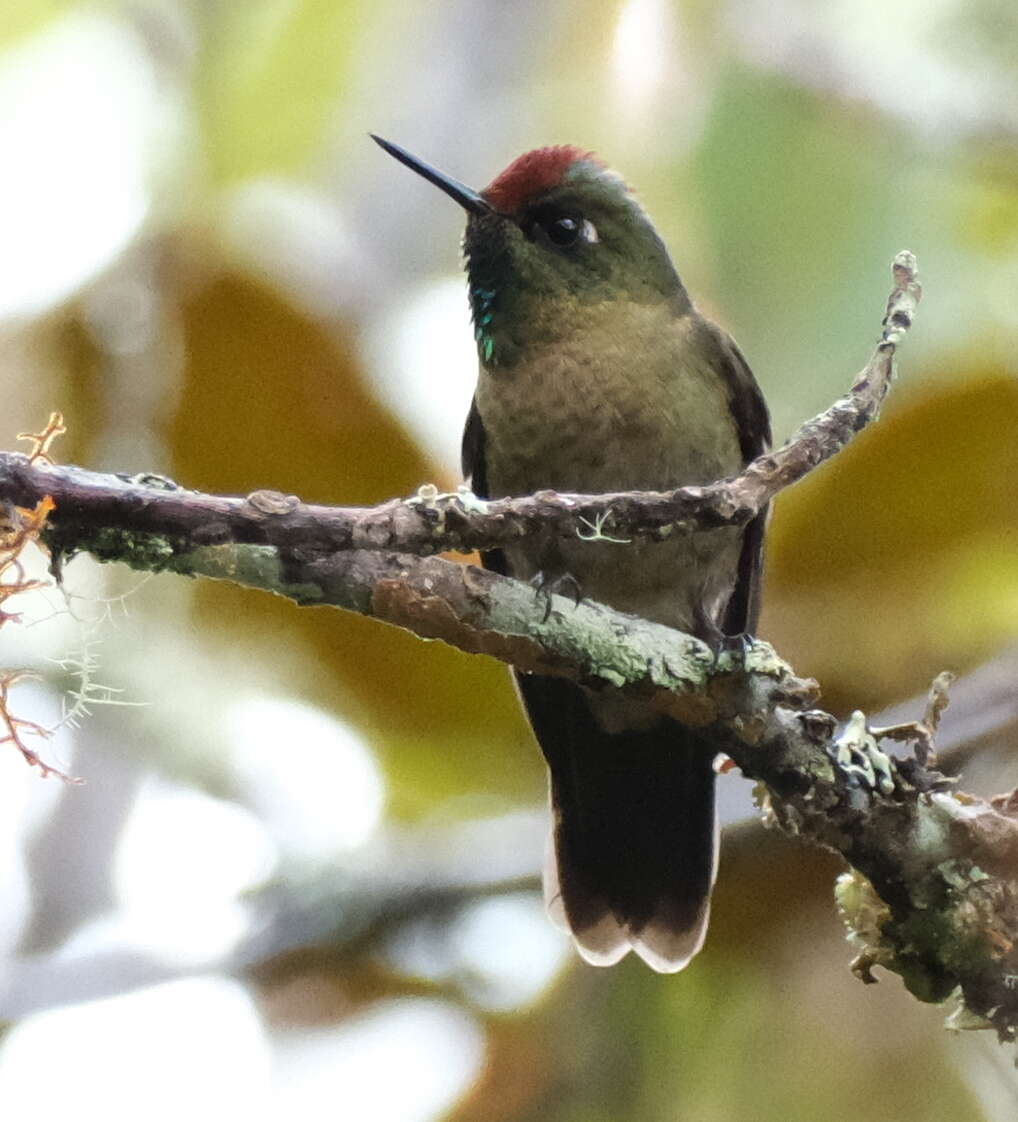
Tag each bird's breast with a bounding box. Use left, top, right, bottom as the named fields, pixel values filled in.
left=476, top=306, right=741, bottom=496
left=475, top=306, right=745, bottom=634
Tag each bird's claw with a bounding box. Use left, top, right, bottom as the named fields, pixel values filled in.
left=831, top=711, right=896, bottom=796
left=721, top=632, right=753, bottom=658
left=713, top=632, right=761, bottom=670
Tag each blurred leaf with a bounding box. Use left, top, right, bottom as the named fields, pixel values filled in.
left=954, top=169, right=1018, bottom=257
left=4, top=312, right=102, bottom=469
left=693, top=66, right=905, bottom=432
left=171, top=270, right=420, bottom=501
left=194, top=0, right=384, bottom=183
left=937, top=0, right=1018, bottom=79
left=763, top=371, right=1018, bottom=713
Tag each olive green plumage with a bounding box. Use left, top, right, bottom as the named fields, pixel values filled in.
left=375, top=136, right=770, bottom=971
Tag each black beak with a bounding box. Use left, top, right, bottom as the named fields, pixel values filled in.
left=371, top=134, right=494, bottom=217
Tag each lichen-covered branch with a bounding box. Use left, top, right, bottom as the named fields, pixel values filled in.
left=0, top=253, right=921, bottom=560
left=25, top=524, right=1017, bottom=1044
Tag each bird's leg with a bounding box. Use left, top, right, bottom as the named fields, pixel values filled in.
left=692, top=601, right=726, bottom=654
left=530, top=570, right=584, bottom=622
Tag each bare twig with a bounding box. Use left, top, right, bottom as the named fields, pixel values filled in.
left=16, top=412, right=66, bottom=466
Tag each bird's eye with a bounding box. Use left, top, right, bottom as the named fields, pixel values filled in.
left=527, top=206, right=593, bottom=249
left=546, top=215, right=580, bottom=245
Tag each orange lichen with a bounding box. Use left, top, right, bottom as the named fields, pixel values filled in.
left=1, top=417, right=78, bottom=781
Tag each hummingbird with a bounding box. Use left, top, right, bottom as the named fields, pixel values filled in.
left=373, top=135, right=770, bottom=972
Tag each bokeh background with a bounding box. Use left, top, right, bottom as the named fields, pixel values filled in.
left=3, top=1, right=1018, bottom=1119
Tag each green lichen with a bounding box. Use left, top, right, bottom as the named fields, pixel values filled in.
left=883, top=907, right=974, bottom=1004
left=46, top=528, right=325, bottom=606
left=838, top=864, right=998, bottom=1006
left=174, top=544, right=325, bottom=605
left=47, top=526, right=184, bottom=573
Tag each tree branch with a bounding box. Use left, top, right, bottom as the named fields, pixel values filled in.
left=2, top=250, right=1016, bottom=1047
left=0, top=252, right=921, bottom=559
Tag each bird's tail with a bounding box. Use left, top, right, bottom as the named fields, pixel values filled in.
left=518, top=674, right=718, bottom=973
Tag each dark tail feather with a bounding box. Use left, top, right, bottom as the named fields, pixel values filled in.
left=517, top=674, right=717, bottom=972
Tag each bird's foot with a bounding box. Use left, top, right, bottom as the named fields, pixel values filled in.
left=530, top=571, right=584, bottom=622
left=721, top=631, right=754, bottom=658
left=692, top=604, right=726, bottom=654
left=713, top=634, right=789, bottom=682
left=711, top=630, right=756, bottom=670
left=830, top=711, right=896, bottom=796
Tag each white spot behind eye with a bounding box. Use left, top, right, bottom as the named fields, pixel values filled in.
left=581, top=219, right=599, bottom=243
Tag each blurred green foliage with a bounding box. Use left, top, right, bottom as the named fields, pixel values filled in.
left=193, top=0, right=378, bottom=184
left=1, top=0, right=75, bottom=49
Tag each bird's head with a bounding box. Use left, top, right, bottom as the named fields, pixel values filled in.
left=372, top=136, right=688, bottom=366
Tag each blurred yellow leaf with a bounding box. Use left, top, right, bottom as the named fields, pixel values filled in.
left=955, top=170, right=1018, bottom=256
left=763, top=371, right=1018, bottom=713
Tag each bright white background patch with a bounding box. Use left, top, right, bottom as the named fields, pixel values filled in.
left=226, top=695, right=386, bottom=859
left=611, top=0, right=675, bottom=121
left=364, top=277, right=479, bottom=476
left=271, top=999, right=484, bottom=1121
left=0, top=977, right=272, bottom=1119
left=0, top=11, right=183, bottom=323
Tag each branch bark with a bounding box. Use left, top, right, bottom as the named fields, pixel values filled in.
left=2, top=251, right=1017, bottom=1047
